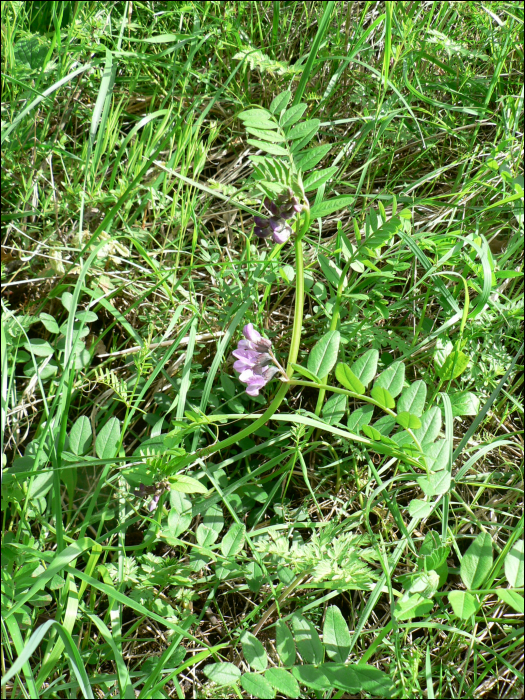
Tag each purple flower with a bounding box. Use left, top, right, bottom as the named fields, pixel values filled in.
left=232, top=324, right=282, bottom=396
left=269, top=218, right=292, bottom=244
left=149, top=493, right=161, bottom=512
left=252, top=189, right=303, bottom=245
left=134, top=481, right=167, bottom=512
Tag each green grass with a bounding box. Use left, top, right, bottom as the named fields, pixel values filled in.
left=1, top=1, right=523, bottom=698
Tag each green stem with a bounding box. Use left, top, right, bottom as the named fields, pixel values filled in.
left=285, top=220, right=307, bottom=377
left=177, top=210, right=310, bottom=471
left=313, top=259, right=352, bottom=416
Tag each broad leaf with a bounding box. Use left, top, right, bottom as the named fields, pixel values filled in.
left=69, top=416, right=92, bottom=456
left=374, top=361, right=405, bottom=398
left=61, top=291, right=74, bottom=312
left=245, top=561, right=263, bottom=594
left=167, top=508, right=192, bottom=538
left=289, top=363, right=320, bottom=382
left=95, top=417, right=121, bottom=459
left=318, top=254, right=345, bottom=289
left=241, top=631, right=268, bottom=671
left=324, top=663, right=394, bottom=697
left=397, top=380, right=427, bottom=416
left=460, top=532, right=493, bottom=590
left=290, top=613, right=324, bottom=664
left=241, top=114, right=278, bottom=129
left=408, top=500, right=432, bottom=518
left=294, top=143, right=332, bottom=171
left=303, top=166, right=338, bottom=192
left=203, top=662, right=240, bottom=686
left=169, top=474, right=207, bottom=494
left=435, top=350, right=470, bottom=380
left=280, top=102, right=307, bottom=127
left=449, top=390, right=480, bottom=417
left=336, top=363, right=365, bottom=394
left=373, top=415, right=396, bottom=436
left=448, top=590, right=479, bottom=619
left=347, top=405, right=374, bottom=433
left=496, top=589, right=524, bottom=613
left=247, top=138, right=289, bottom=156
left=428, top=470, right=451, bottom=495
left=307, top=330, right=340, bottom=379
left=270, top=90, right=292, bottom=114
left=419, top=533, right=450, bottom=572
left=423, top=439, right=449, bottom=472
left=221, top=523, right=246, bottom=558
left=23, top=339, right=54, bottom=357
left=291, top=665, right=331, bottom=691
left=39, top=312, right=60, bottom=334
left=321, top=393, right=347, bottom=425
left=196, top=525, right=218, bottom=547
left=241, top=673, right=275, bottom=699
left=264, top=668, right=300, bottom=698
left=286, top=118, right=320, bottom=140
left=239, top=108, right=276, bottom=125
left=246, top=126, right=285, bottom=142
left=165, top=491, right=192, bottom=538
left=396, top=412, right=421, bottom=430
left=413, top=407, right=442, bottom=445
left=202, top=504, right=224, bottom=534
left=505, top=540, right=524, bottom=587
left=275, top=620, right=295, bottom=667
left=353, top=665, right=395, bottom=696
left=75, top=310, right=98, bottom=323
left=310, top=196, right=354, bottom=219
left=394, top=594, right=434, bottom=620
left=323, top=606, right=350, bottom=663
left=362, top=424, right=382, bottom=441
left=370, top=386, right=395, bottom=409
left=170, top=490, right=191, bottom=514
left=320, top=664, right=359, bottom=693
left=350, top=349, right=378, bottom=387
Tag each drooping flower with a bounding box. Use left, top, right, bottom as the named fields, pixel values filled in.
left=253, top=189, right=303, bottom=245
left=233, top=323, right=283, bottom=396
left=134, top=481, right=168, bottom=512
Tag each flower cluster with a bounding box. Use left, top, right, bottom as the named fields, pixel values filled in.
left=233, top=323, right=282, bottom=396
left=254, top=188, right=303, bottom=245
left=134, top=481, right=169, bottom=512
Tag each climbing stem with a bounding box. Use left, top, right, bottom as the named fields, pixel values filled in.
left=176, top=209, right=310, bottom=471
left=285, top=211, right=309, bottom=377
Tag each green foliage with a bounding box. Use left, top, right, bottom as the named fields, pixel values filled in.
left=1, top=2, right=523, bottom=698
left=203, top=604, right=392, bottom=697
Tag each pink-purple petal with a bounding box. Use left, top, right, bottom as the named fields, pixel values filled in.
left=243, top=323, right=262, bottom=343
left=272, top=226, right=292, bottom=244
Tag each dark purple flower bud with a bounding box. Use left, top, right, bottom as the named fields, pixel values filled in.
left=254, top=226, right=271, bottom=239
left=268, top=217, right=284, bottom=232
left=261, top=365, right=279, bottom=381
left=279, top=206, right=296, bottom=220
left=264, top=198, right=279, bottom=216
left=254, top=216, right=268, bottom=227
